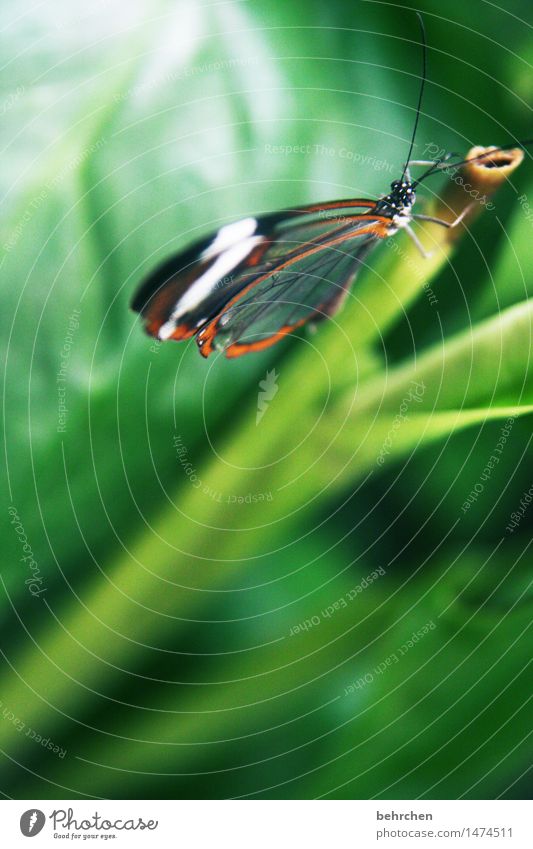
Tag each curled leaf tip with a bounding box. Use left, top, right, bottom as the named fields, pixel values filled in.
left=429, top=143, right=525, bottom=244
left=464, top=145, right=525, bottom=190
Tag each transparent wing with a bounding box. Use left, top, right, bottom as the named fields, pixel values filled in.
left=196, top=229, right=380, bottom=358
left=131, top=200, right=389, bottom=348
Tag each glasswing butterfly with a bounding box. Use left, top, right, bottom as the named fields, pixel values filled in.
left=131, top=14, right=525, bottom=359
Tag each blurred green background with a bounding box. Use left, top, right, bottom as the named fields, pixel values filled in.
left=1, top=0, right=532, bottom=800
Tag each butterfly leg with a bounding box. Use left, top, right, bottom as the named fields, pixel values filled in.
left=412, top=201, right=476, bottom=229
left=404, top=224, right=434, bottom=259
left=408, top=151, right=460, bottom=168
left=408, top=159, right=441, bottom=167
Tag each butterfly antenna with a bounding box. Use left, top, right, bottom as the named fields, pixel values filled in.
left=402, top=11, right=427, bottom=181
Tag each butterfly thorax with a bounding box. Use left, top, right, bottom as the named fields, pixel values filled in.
left=374, top=178, right=416, bottom=226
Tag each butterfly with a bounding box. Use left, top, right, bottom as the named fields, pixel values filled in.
left=131, top=15, right=524, bottom=359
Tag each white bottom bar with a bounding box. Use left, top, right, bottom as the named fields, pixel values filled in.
left=1, top=799, right=531, bottom=848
